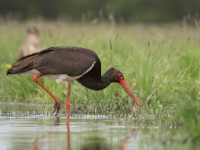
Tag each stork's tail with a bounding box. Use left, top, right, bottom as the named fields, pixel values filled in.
left=7, top=53, right=37, bottom=75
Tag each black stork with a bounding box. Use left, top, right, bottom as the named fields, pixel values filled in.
left=7, top=46, right=141, bottom=118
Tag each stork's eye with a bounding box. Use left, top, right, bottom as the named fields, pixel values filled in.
left=119, top=74, right=124, bottom=80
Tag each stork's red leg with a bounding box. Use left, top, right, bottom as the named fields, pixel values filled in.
left=33, top=74, right=61, bottom=115
left=66, top=81, right=71, bottom=120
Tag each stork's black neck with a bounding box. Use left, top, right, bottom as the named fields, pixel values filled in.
left=77, top=70, right=113, bottom=91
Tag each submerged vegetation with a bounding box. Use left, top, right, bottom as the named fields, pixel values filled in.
left=0, top=20, right=200, bottom=149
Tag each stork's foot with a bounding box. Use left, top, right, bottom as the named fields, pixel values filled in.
left=53, top=103, right=61, bottom=116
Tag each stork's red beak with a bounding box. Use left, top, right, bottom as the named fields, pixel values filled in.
left=119, top=80, right=141, bottom=106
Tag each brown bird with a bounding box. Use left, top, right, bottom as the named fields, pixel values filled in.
left=18, top=26, right=43, bottom=57
left=7, top=46, right=141, bottom=118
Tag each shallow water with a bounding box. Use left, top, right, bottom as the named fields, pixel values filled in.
left=0, top=102, right=162, bottom=150
left=0, top=114, right=160, bottom=150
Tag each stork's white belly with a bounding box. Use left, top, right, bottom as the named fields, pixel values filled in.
left=22, top=62, right=96, bottom=83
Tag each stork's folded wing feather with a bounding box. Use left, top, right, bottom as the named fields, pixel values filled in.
left=33, top=47, right=97, bottom=77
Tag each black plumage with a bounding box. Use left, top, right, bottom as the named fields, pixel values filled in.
left=8, top=46, right=100, bottom=77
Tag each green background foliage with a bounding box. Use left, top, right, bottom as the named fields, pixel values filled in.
left=1, top=0, right=200, bottom=22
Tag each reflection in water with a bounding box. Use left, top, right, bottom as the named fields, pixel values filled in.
left=0, top=115, right=149, bottom=150
left=32, top=117, right=111, bottom=150
left=32, top=117, right=139, bottom=150
left=32, top=116, right=61, bottom=150
left=81, top=137, right=110, bottom=150
left=66, top=118, right=70, bottom=150
left=120, top=128, right=139, bottom=150
left=54, top=115, right=60, bottom=125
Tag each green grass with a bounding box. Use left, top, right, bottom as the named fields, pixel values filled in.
left=0, top=20, right=200, bottom=149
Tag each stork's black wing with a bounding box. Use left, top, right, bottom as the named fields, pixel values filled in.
left=33, top=47, right=101, bottom=77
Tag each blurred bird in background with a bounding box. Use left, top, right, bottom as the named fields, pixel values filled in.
left=18, top=26, right=43, bottom=57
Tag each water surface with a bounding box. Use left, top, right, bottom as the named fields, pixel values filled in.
left=0, top=114, right=159, bottom=150
left=0, top=103, right=161, bottom=150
